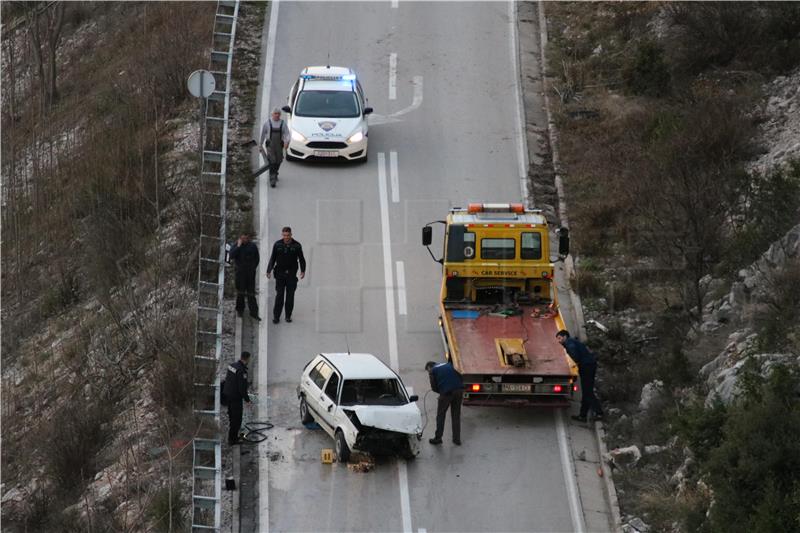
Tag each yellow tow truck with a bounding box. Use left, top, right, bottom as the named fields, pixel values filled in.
left=422, top=203, right=578, bottom=406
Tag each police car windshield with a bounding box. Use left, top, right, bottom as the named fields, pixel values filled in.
left=295, top=90, right=360, bottom=118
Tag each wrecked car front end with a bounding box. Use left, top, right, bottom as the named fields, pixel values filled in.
left=343, top=404, right=422, bottom=459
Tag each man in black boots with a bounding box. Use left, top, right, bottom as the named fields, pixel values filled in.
left=223, top=351, right=252, bottom=445
left=229, top=232, right=261, bottom=321
left=266, top=226, right=306, bottom=324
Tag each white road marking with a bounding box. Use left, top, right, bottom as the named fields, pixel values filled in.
left=391, top=0, right=399, bottom=8
left=377, top=152, right=399, bottom=372
left=556, top=410, right=587, bottom=533
left=389, top=53, right=398, bottom=100
left=509, top=0, right=530, bottom=206
left=418, top=529, right=427, bottom=533
left=378, top=152, right=412, bottom=533
left=390, top=150, right=399, bottom=203
left=396, top=260, right=407, bottom=315
left=257, top=0, right=280, bottom=529
left=398, top=461, right=412, bottom=533
left=369, top=76, right=423, bottom=125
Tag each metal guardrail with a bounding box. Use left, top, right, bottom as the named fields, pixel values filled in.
left=192, top=1, right=239, bottom=530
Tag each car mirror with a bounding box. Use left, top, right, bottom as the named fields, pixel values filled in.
left=363, top=107, right=373, bottom=115
left=282, top=105, right=292, bottom=114
left=327, top=404, right=333, bottom=412
left=409, top=394, right=419, bottom=402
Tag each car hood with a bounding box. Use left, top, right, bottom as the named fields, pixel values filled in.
left=349, top=403, right=422, bottom=434
left=290, top=116, right=362, bottom=140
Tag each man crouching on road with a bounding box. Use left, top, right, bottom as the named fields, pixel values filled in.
left=224, top=351, right=252, bottom=445
left=556, top=330, right=604, bottom=422
left=425, top=360, right=464, bottom=446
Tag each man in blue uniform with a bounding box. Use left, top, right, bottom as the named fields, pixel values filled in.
left=425, top=360, right=465, bottom=445
left=557, top=330, right=604, bottom=422
left=223, top=351, right=252, bottom=445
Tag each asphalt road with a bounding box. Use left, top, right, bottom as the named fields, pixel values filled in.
left=253, top=2, right=580, bottom=531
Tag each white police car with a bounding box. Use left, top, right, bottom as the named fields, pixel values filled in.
left=297, top=353, right=422, bottom=461
left=282, top=66, right=372, bottom=163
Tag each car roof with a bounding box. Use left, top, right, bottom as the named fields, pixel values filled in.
left=319, top=353, right=398, bottom=380
left=301, top=79, right=355, bottom=92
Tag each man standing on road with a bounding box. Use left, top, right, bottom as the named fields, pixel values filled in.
left=266, top=226, right=306, bottom=324
left=556, top=329, right=604, bottom=422
left=425, top=361, right=464, bottom=446
left=260, top=107, right=290, bottom=187
left=223, top=351, right=252, bottom=446
left=229, top=232, right=261, bottom=321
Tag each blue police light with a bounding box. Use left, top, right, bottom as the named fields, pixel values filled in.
left=342, top=74, right=356, bottom=81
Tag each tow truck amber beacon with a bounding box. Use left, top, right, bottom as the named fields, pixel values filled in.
left=422, top=203, right=579, bottom=407
left=281, top=66, right=372, bottom=163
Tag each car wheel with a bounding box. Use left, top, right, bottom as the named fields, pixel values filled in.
left=335, top=429, right=351, bottom=463
left=286, top=153, right=299, bottom=162
left=356, top=153, right=368, bottom=164
left=300, top=397, right=313, bottom=424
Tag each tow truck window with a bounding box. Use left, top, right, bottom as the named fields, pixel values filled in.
left=481, top=238, right=515, bottom=260
left=521, top=232, right=542, bottom=259
left=324, top=372, right=340, bottom=403
left=295, top=90, right=360, bottom=118
left=445, top=225, right=476, bottom=262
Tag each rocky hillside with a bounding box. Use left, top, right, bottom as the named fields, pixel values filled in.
left=543, top=3, right=800, bottom=532
left=0, top=3, right=227, bottom=531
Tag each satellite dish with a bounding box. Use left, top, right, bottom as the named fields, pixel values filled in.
left=187, top=70, right=216, bottom=98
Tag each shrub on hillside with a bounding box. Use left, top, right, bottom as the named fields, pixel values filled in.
left=623, top=40, right=671, bottom=98
left=665, top=3, right=800, bottom=76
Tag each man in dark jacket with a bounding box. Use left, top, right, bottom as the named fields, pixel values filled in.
left=557, top=329, right=604, bottom=422
left=229, top=233, right=261, bottom=320
left=425, top=361, right=465, bottom=445
left=223, top=351, right=252, bottom=445
left=266, top=226, right=306, bottom=324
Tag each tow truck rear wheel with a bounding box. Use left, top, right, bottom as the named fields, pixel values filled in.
left=299, top=397, right=313, bottom=424
left=335, top=429, right=351, bottom=462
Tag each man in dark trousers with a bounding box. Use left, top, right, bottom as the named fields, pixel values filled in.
left=557, top=329, right=604, bottom=422
left=425, top=360, right=465, bottom=445
left=223, top=351, right=252, bottom=445
left=229, top=232, right=261, bottom=321
left=266, top=226, right=306, bottom=324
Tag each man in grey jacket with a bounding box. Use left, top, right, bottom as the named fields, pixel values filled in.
left=260, top=107, right=290, bottom=187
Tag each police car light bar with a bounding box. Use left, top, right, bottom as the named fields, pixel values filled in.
left=301, top=74, right=356, bottom=81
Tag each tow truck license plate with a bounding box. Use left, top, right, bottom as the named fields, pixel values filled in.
left=314, top=150, right=338, bottom=157
left=502, top=383, right=531, bottom=393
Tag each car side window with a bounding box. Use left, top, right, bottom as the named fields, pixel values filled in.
left=309, top=361, right=331, bottom=389
left=289, top=80, right=299, bottom=107
left=324, top=373, right=340, bottom=403
left=356, top=80, right=365, bottom=105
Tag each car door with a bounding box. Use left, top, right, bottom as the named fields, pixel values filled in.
left=318, top=371, right=341, bottom=431
left=303, top=359, right=333, bottom=431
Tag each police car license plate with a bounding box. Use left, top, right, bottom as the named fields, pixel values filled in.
left=314, top=150, right=338, bottom=157
left=502, top=383, right=531, bottom=393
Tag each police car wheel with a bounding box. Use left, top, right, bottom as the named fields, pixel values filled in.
left=355, top=153, right=368, bottom=164
left=335, top=429, right=351, bottom=462
left=286, top=153, right=299, bottom=162
left=300, top=397, right=314, bottom=424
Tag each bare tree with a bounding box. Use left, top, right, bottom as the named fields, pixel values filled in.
left=24, top=1, right=65, bottom=112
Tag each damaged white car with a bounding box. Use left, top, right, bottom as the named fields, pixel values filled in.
left=297, top=353, right=422, bottom=461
